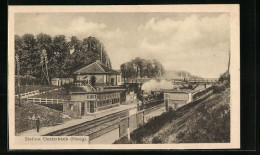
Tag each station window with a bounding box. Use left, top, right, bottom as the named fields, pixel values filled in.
left=97, top=101, right=101, bottom=107
left=69, top=104, right=74, bottom=110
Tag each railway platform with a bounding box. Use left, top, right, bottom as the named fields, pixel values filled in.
left=17, top=102, right=137, bottom=136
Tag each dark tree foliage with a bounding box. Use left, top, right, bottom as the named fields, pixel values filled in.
left=120, top=57, right=165, bottom=79
left=15, top=34, right=112, bottom=84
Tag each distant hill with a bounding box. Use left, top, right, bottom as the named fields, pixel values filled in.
left=162, top=70, right=201, bottom=79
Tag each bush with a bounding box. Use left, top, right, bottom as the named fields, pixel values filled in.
left=213, top=85, right=226, bottom=94
left=113, top=136, right=135, bottom=144
left=169, top=106, right=174, bottom=112
left=127, top=110, right=174, bottom=143
left=152, top=136, right=163, bottom=143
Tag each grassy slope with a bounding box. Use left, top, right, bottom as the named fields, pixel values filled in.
left=33, top=89, right=70, bottom=100
left=15, top=85, right=57, bottom=94
left=145, top=88, right=230, bottom=143
left=114, top=87, right=230, bottom=144
left=15, top=101, right=69, bottom=134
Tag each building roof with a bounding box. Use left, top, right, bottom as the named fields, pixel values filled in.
left=51, top=78, right=60, bottom=81
left=70, top=86, right=125, bottom=94
left=74, top=60, right=120, bottom=75
left=70, top=86, right=93, bottom=92
left=162, top=89, right=193, bottom=94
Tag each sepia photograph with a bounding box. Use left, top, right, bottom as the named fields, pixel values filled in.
left=8, top=5, right=240, bottom=149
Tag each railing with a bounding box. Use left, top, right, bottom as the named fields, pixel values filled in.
left=15, top=90, right=40, bottom=99
left=186, top=78, right=218, bottom=83
left=144, top=103, right=164, bottom=115
left=27, top=98, right=66, bottom=104
left=15, top=88, right=61, bottom=99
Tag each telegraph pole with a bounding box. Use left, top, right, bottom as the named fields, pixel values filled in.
left=228, top=48, right=230, bottom=73
left=42, top=49, right=50, bottom=85
left=100, top=44, right=102, bottom=63
left=15, top=54, right=21, bottom=107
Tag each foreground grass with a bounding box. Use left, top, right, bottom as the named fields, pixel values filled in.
left=114, top=87, right=230, bottom=144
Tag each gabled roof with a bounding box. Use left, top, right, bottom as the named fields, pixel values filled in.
left=74, top=60, right=120, bottom=75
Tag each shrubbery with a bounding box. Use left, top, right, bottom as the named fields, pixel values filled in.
left=152, top=136, right=163, bottom=143
left=213, top=79, right=230, bottom=94
left=193, top=87, right=214, bottom=100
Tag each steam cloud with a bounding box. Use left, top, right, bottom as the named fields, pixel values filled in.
left=142, top=79, right=174, bottom=92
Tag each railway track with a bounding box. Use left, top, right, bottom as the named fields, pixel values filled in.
left=44, top=108, right=129, bottom=136
left=45, top=101, right=164, bottom=136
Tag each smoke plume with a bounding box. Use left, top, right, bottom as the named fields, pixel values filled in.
left=142, top=79, right=174, bottom=92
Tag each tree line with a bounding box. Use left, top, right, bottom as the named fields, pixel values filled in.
left=15, top=33, right=112, bottom=85
left=120, top=57, right=165, bottom=80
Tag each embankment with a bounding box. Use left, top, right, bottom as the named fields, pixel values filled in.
left=15, top=101, right=67, bottom=134
left=114, top=85, right=230, bottom=144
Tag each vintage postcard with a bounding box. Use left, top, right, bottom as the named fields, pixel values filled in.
left=8, top=5, right=240, bottom=150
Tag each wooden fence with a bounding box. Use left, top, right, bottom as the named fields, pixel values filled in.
left=15, top=90, right=40, bottom=99
left=15, top=88, right=61, bottom=99
left=27, top=98, right=66, bottom=104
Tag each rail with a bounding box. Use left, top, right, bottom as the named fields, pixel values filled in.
left=186, top=78, right=218, bottom=83
left=44, top=99, right=164, bottom=137
left=44, top=108, right=130, bottom=136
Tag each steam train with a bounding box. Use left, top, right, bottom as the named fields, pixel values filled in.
left=137, top=89, right=164, bottom=102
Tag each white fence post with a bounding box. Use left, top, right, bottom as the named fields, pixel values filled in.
left=127, top=128, right=130, bottom=140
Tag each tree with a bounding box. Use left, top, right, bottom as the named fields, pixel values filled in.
left=52, top=35, right=69, bottom=77
left=14, top=34, right=113, bottom=84
left=120, top=58, right=165, bottom=79
left=21, top=34, right=39, bottom=77
left=36, top=33, right=53, bottom=84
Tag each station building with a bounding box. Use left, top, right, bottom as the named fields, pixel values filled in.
left=51, top=78, right=74, bottom=86
left=163, top=90, right=193, bottom=110
left=163, top=84, right=212, bottom=110
left=73, top=60, right=122, bottom=86
left=63, top=60, right=126, bottom=118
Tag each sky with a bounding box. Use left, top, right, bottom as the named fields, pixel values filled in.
left=15, top=12, right=230, bottom=78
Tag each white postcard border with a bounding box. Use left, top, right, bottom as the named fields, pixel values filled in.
left=8, top=4, right=240, bottom=150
